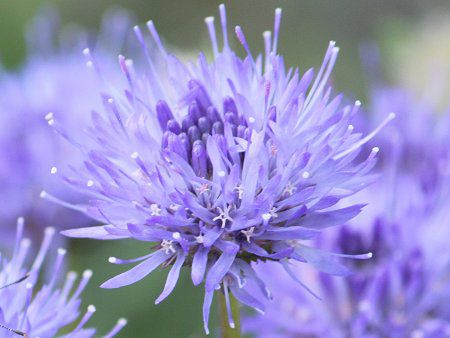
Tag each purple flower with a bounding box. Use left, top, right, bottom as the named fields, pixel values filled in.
left=0, top=8, right=131, bottom=245
left=244, top=86, right=450, bottom=337
left=50, top=5, right=393, bottom=333
left=368, top=87, right=449, bottom=210
left=245, top=217, right=450, bottom=337
left=0, top=218, right=127, bottom=337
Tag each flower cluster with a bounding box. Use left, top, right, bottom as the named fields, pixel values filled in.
left=243, top=86, right=450, bottom=337
left=0, top=218, right=126, bottom=338
left=0, top=8, right=131, bottom=245
left=48, top=5, right=395, bottom=333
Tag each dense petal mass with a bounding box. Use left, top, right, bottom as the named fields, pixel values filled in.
left=0, top=218, right=127, bottom=338
left=51, top=5, right=389, bottom=332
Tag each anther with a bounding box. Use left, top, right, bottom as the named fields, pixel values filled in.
left=241, top=227, right=255, bottom=243
left=213, top=205, right=234, bottom=228
left=150, top=204, right=162, bottom=216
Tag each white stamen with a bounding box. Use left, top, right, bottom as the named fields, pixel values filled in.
left=108, top=257, right=117, bottom=264
left=57, top=248, right=67, bottom=256
left=150, top=203, right=162, bottom=216
left=172, top=232, right=181, bottom=240
left=169, top=203, right=180, bottom=212
left=217, top=170, right=226, bottom=177
left=195, top=234, right=204, bottom=244
left=213, top=205, right=234, bottom=228
left=241, top=227, right=255, bottom=243
left=50, top=167, right=58, bottom=174
left=263, top=207, right=279, bottom=222
left=131, top=152, right=139, bottom=159
left=269, top=207, right=278, bottom=218
left=248, top=117, right=256, bottom=123
left=45, top=226, right=55, bottom=236
left=234, top=185, right=244, bottom=199
left=283, top=181, right=296, bottom=196
left=161, top=240, right=176, bottom=254
left=262, top=213, right=272, bottom=221
left=45, top=112, right=54, bottom=121
left=86, top=180, right=94, bottom=187
left=302, top=171, right=310, bottom=179
left=125, top=59, right=134, bottom=68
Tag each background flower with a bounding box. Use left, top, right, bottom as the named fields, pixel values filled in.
left=0, top=218, right=127, bottom=337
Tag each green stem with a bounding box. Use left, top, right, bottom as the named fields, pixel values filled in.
left=219, top=291, right=241, bottom=338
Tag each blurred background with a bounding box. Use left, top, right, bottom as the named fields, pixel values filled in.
left=0, top=0, right=449, bottom=337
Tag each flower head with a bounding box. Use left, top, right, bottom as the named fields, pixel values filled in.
left=0, top=218, right=127, bottom=337
left=52, top=5, right=392, bottom=333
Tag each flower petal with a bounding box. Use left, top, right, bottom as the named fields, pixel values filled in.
left=192, top=246, right=210, bottom=286
left=155, top=251, right=186, bottom=304
left=61, top=226, right=127, bottom=240
left=205, top=241, right=239, bottom=291
left=101, top=249, right=170, bottom=288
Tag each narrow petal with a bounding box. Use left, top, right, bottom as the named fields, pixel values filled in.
left=61, top=226, right=127, bottom=240
left=300, top=204, right=366, bottom=229
left=294, top=245, right=351, bottom=276
left=155, top=251, right=186, bottom=304
left=206, top=241, right=239, bottom=291
left=230, top=284, right=264, bottom=313
left=101, top=249, right=170, bottom=288
left=257, top=226, right=320, bottom=240
left=192, top=246, right=210, bottom=286
left=203, top=289, right=214, bottom=335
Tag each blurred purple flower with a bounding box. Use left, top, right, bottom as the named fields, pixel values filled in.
left=244, top=86, right=450, bottom=337
left=49, top=5, right=394, bottom=333
left=0, top=8, right=131, bottom=245
left=369, top=87, right=449, bottom=209
left=0, top=218, right=127, bottom=337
